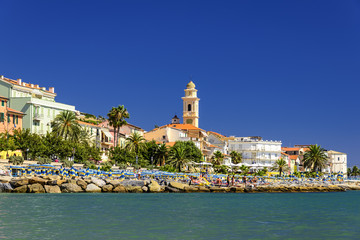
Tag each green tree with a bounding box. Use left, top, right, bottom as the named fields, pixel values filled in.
left=303, top=145, right=328, bottom=172
left=168, top=141, right=193, bottom=172
left=51, top=111, right=81, bottom=141
left=156, top=143, right=168, bottom=166
left=351, top=166, right=360, bottom=177
left=110, top=145, right=136, bottom=165
left=107, top=105, right=129, bottom=147
left=239, top=165, right=250, bottom=175
left=211, top=151, right=224, bottom=165
left=13, top=128, right=32, bottom=157
left=126, top=132, right=145, bottom=165
left=271, top=158, right=289, bottom=176
left=230, top=151, right=242, bottom=164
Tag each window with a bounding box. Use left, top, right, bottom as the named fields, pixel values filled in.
left=162, top=135, right=166, bottom=139
left=188, top=104, right=191, bottom=111
left=1, top=101, right=4, bottom=107
left=16, top=116, right=18, bottom=124
left=0, top=113, right=4, bottom=122
left=7, top=114, right=10, bottom=123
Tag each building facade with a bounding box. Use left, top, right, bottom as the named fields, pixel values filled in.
left=327, top=150, right=347, bottom=174
left=0, top=75, right=76, bottom=135
left=228, top=136, right=282, bottom=169
left=0, top=96, right=24, bottom=134
left=182, top=81, right=200, bottom=127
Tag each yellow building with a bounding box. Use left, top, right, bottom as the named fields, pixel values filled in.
left=182, top=81, right=200, bottom=128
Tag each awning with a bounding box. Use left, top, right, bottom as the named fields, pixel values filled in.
left=102, top=129, right=112, bottom=139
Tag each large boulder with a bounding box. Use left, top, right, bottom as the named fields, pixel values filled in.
left=48, top=175, right=60, bottom=180
left=165, top=186, right=181, bottom=193
left=12, top=185, right=28, bottom=193
left=125, top=186, right=143, bottom=193
left=91, top=177, right=106, bottom=187
left=67, top=179, right=78, bottom=185
left=28, top=183, right=45, bottom=193
left=77, top=179, right=87, bottom=190
left=44, top=185, right=61, bottom=193
left=61, top=183, right=83, bottom=193
left=86, top=183, right=102, bottom=193
left=169, top=182, right=188, bottom=190
left=107, top=180, right=122, bottom=187
left=184, top=186, right=199, bottom=192
left=10, top=179, right=29, bottom=188
left=102, top=184, right=113, bottom=192
left=121, top=180, right=145, bottom=187
left=1, top=182, right=13, bottom=192
left=29, top=177, right=47, bottom=186
left=210, top=187, right=227, bottom=192
left=148, top=180, right=162, bottom=193
left=0, top=176, right=12, bottom=183
left=113, top=185, right=127, bottom=193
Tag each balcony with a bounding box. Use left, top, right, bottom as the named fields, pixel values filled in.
left=33, top=113, right=44, bottom=121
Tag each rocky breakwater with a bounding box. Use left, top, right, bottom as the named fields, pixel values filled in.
left=1, top=176, right=360, bottom=193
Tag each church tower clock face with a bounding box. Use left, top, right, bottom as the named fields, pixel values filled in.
left=182, top=81, right=200, bottom=127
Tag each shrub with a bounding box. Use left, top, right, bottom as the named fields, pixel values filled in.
left=9, top=156, right=24, bottom=165
left=62, top=159, right=74, bottom=168
left=37, top=157, right=52, bottom=164
left=159, top=165, right=176, bottom=172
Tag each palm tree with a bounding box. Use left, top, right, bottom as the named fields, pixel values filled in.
left=51, top=111, right=81, bottom=141
left=107, top=105, right=129, bottom=147
left=239, top=165, right=250, bottom=175
left=126, top=132, right=145, bottom=165
left=351, top=166, right=360, bottom=177
left=211, top=151, right=224, bottom=165
left=13, top=128, right=32, bottom=157
left=303, top=145, right=328, bottom=172
left=271, top=158, right=289, bottom=176
left=230, top=151, right=242, bottom=164
left=169, top=142, right=192, bottom=172
left=156, top=143, right=168, bottom=166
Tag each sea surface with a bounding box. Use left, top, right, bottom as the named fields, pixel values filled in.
left=0, top=191, right=359, bottom=240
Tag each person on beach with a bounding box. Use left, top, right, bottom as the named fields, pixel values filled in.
left=226, top=175, right=230, bottom=186
left=231, top=175, right=235, bottom=186
left=242, top=176, right=247, bottom=186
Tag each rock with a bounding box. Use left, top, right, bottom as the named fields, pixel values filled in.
left=230, top=187, right=244, bottom=193
left=2, top=182, right=13, bottom=192
left=84, top=178, right=92, bottom=184
left=165, top=186, right=180, bottom=193
left=141, top=186, right=148, bottom=192
left=148, top=180, right=162, bottom=192
left=13, top=185, right=28, bottom=193
left=28, top=183, right=45, bottom=193
left=61, top=183, right=83, bottom=193
left=125, top=186, right=143, bottom=193
left=49, top=175, right=60, bottom=180
left=86, top=183, right=102, bottom=193
left=77, top=179, right=87, bottom=190
left=29, top=177, right=47, bottom=186
left=113, top=185, right=127, bottom=193
left=108, top=180, right=122, bottom=187
left=0, top=176, right=12, bottom=183
left=198, top=186, right=211, bottom=192
left=121, top=180, right=145, bottom=187
left=10, top=179, right=29, bottom=188
left=184, top=186, right=199, bottom=192
left=102, top=184, right=113, bottom=192
left=169, top=182, right=188, bottom=190
left=91, top=177, right=106, bottom=187
left=67, top=179, right=77, bottom=185
left=56, top=180, right=66, bottom=186
left=210, top=187, right=227, bottom=192
left=44, top=185, right=61, bottom=193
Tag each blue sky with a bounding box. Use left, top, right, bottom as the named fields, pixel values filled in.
left=1, top=1, right=359, bottom=166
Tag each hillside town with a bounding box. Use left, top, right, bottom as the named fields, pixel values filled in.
left=0, top=74, right=348, bottom=176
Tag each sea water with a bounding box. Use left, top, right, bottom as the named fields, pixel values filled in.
left=0, top=192, right=359, bottom=239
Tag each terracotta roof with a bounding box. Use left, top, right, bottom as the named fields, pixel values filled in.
left=207, top=131, right=226, bottom=138
left=209, top=144, right=218, bottom=148
left=290, top=155, right=299, bottom=160
left=282, top=147, right=301, bottom=151
left=166, top=124, right=201, bottom=131
left=77, top=120, right=99, bottom=127
left=1, top=76, right=54, bottom=94
left=7, top=107, right=25, bottom=115
left=165, top=142, right=176, bottom=147
left=281, top=152, right=290, bottom=156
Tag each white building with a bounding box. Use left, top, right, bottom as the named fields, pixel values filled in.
left=326, top=150, right=347, bottom=174
left=228, top=136, right=282, bottom=170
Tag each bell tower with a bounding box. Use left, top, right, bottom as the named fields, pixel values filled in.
left=182, top=81, right=199, bottom=127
